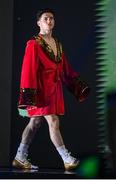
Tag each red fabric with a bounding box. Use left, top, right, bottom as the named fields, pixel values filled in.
left=19, top=39, right=79, bottom=117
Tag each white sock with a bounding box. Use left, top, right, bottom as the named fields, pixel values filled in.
left=56, top=145, right=76, bottom=163
left=18, top=143, right=29, bottom=153
left=56, top=145, right=69, bottom=162
left=56, top=145, right=66, bottom=154
left=16, top=143, right=29, bottom=160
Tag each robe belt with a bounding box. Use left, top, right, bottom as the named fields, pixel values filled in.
left=54, top=68, right=61, bottom=82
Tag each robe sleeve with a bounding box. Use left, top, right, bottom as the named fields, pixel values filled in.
left=62, top=52, right=90, bottom=102
left=18, top=40, right=39, bottom=109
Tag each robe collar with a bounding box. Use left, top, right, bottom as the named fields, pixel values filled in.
left=34, top=34, right=62, bottom=63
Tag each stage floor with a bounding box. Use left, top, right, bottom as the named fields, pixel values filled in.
left=0, top=167, right=84, bottom=179
left=0, top=167, right=114, bottom=179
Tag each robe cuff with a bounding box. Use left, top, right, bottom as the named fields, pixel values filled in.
left=68, top=76, right=90, bottom=102
left=18, top=88, right=38, bottom=109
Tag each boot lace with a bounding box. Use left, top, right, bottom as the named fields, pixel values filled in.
left=23, top=153, right=31, bottom=164
left=64, top=150, right=77, bottom=163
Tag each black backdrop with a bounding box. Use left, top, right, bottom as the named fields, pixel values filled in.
left=0, top=0, right=13, bottom=166
left=0, top=0, right=97, bottom=168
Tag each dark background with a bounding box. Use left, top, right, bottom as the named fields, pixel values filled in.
left=0, top=0, right=97, bottom=168
left=0, top=0, right=13, bottom=166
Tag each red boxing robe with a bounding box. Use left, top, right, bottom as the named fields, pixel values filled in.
left=18, top=35, right=90, bottom=117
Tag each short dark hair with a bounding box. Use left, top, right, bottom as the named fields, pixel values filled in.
left=36, top=9, right=55, bottom=21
